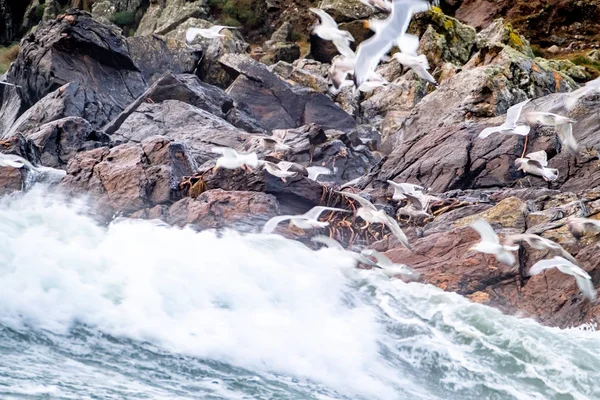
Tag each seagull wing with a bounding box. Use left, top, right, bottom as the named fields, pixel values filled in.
left=262, top=215, right=295, bottom=233
left=211, top=146, right=239, bottom=158
left=528, top=258, right=561, bottom=276
left=309, top=8, right=338, bottom=29
left=185, top=27, right=205, bottom=42
left=306, top=166, right=332, bottom=180
left=470, top=219, right=499, bottom=245
left=505, top=98, right=530, bottom=127
left=361, top=249, right=393, bottom=266
left=383, top=215, right=411, bottom=250
left=333, top=39, right=355, bottom=58
left=478, top=126, right=502, bottom=139
left=556, top=122, right=579, bottom=155
left=403, top=193, right=426, bottom=211
left=525, top=150, right=548, bottom=167
left=396, top=33, right=419, bottom=56
left=303, top=206, right=349, bottom=220
left=337, top=191, right=378, bottom=211
left=412, top=64, right=438, bottom=85
left=575, top=275, right=597, bottom=301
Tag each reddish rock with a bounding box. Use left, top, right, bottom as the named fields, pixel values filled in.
left=0, top=166, right=24, bottom=195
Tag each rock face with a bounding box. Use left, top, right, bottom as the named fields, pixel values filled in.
left=220, top=54, right=356, bottom=132
left=136, top=0, right=209, bottom=36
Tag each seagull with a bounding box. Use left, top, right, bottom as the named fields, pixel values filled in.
left=309, top=8, right=355, bottom=58
left=329, top=55, right=356, bottom=89
left=360, top=249, right=420, bottom=280
left=469, top=219, right=519, bottom=266
left=337, top=190, right=411, bottom=249
left=528, top=256, right=596, bottom=301
left=514, top=150, right=559, bottom=181
left=262, top=206, right=349, bottom=234
left=566, top=217, right=600, bottom=240
left=392, top=52, right=438, bottom=86
left=555, top=122, right=579, bottom=155
left=387, top=180, right=424, bottom=200
left=261, top=161, right=298, bottom=182
left=397, top=192, right=432, bottom=221
left=478, top=99, right=531, bottom=139
left=186, top=25, right=238, bottom=42
left=358, top=79, right=390, bottom=93
left=524, top=111, right=576, bottom=126
left=504, top=233, right=577, bottom=264
left=360, top=0, right=392, bottom=12
left=353, top=0, right=430, bottom=87
left=306, top=166, right=333, bottom=181
left=212, top=147, right=259, bottom=172
left=310, top=235, right=379, bottom=267
left=565, top=77, right=600, bottom=110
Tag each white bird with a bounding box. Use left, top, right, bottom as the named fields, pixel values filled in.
left=262, top=206, right=349, bottom=234
left=306, top=166, right=333, bottom=181
left=309, top=8, right=355, bottom=58
left=555, top=121, right=579, bottom=155
left=358, top=79, right=390, bottom=93
left=337, top=191, right=411, bottom=249
left=353, top=0, right=430, bottom=87
left=212, top=147, right=259, bottom=172
left=565, top=77, right=600, bottom=110
left=524, top=111, right=576, bottom=126
left=392, top=52, right=438, bottom=86
left=310, top=235, right=379, bottom=267
left=566, top=217, right=600, bottom=240
left=185, top=25, right=238, bottom=42
left=397, top=192, right=432, bottom=221
left=260, top=161, right=298, bottom=182
left=529, top=256, right=596, bottom=301
left=361, top=249, right=419, bottom=280
left=387, top=180, right=424, bottom=200
left=469, top=219, right=518, bottom=266
left=478, top=99, right=531, bottom=139
left=329, top=55, right=356, bottom=89
left=360, top=0, right=392, bottom=12
left=504, top=233, right=577, bottom=264
left=514, top=150, right=559, bottom=181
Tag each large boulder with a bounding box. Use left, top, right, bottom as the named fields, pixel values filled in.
left=0, top=10, right=147, bottom=134
left=136, top=0, right=209, bottom=36
left=220, top=54, right=356, bottom=132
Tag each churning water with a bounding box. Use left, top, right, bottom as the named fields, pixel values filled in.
left=1, top=188, right=599, bottom=400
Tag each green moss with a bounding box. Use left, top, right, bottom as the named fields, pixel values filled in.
left=0, top=44, right=19, bottom=75
left=430, top=6, right=443, bottom=14
left=508, top=31, right=523, bottom=48
left=35, top=4, right=46, bottom=20
left=110, top=11, right=135, bottom=26
left=443, top=18, right=454, bottom=31
left=571, top=55, right=600, bottom=71
left=531, top=44, right=544, bottom=58
left=221, top=0, right=266, bottom=30
left=220, top=16, right=242, bottom=28
left=290, top=30, right=302, bottom=42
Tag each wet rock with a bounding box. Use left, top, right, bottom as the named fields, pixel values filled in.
left=1, top=10, right=146, bottom=131
left=0, top=166, right=25, bottom=195
left=126, top=35, right=200, bottom=84
left=220, top=54, right=355, bottom=132
left=167, top=189, right=279, bottom=232
left=60, top=136, right=194, bottom=217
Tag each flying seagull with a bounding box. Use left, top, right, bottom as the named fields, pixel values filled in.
left=353, top=0, right=430, bottom=87
left=387, top=180, right=424, bottom=200
left=529, top=256, right=596, bottom=301
left=397, top=192, right=432, bottom=221
left=565, top=77, right=600, bottom=110
left=337, top=190, right=411, bottom=249
left=212, top=147, right=259, bottom=172
left=309, top=8, right=355, bottom=58
left=514, top=150, right=559, bottom=182
left=504, top=233, right=577, bottom=264
left=524, top=111, right=576, bottom=127
left=392, top=52, right=438, bottom=86
left=186, top=25, right=238, bottom=42
left=361, top=249, right=420, bottom=280
left=360, top=0, right=392, bottom=12
left=469, top=219, right=518, bottom=266
left=310, top=235, right=379, bottom=267
left=260, top=161, right=298, bottom=182
left=306, top=166, right=333, bottom=181
left=478, top=99, right=531, bottom=139
left=262, top=206, right=349, bottom=234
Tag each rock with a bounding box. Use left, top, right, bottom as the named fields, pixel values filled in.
left=92, top=0, right=146, bottom=26
left=1, top=10, right=146, bottom=131
left=475, top=18, right=534, bottom=58
left=453, top=196, right=528, bottom=231
left=547, top=45, right=560, bottom=54
left=136, top=0, right=209, bottom=36
left=60, top=135, right=194, bottom=217
left=260, top=22, right=300, bottom=65
left=0, top=0, right=13, bottom=45
left=126, top=35, right=200, bottom=84
left=90, top=0, right=116, bottom=24
left=317, top=0, right=374, bottom=21
left=589, top=49, right=600, bottom=62
left=167, top=189, right=279, bottom=232
left=25, top=117, right=109, bottom=169
left=0, top=166, right=24, bottom=195
left=269, top=61, right=329, bottom=93
left=220, top=54, right=356, bottom=132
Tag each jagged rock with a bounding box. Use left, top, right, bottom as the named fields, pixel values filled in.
left=126, top=35, right=200, bottom=84
left=3, top=82, right=116, bottom=138
left=261, top=21, right=300, bottom=65
left=91, top=0, right=116, bottom=24
left=535, top=58, right=588, bottom=83
left=25, top=117, right=109, bottom=169
left=220, top=54, right=356, bottom=132
left=136, top=0, right=209, bottom=36
left=453, top=196, right=528, bottom=231
left=0, top=166, right=24, bottom=195
left=317, top=0, right=375, bottom=21
left=1, top=10, right=146, bottom=132
left=269, top=61, right=329, bottom=92
left=60, top=135, right=194, bottom=217
left=104, top=72, right=264, bottom=135
left=92, top=0, right=146, bottom=25
left=167, top=189, right=279, bottom=232
left=475, top=18, right=534, bottom=58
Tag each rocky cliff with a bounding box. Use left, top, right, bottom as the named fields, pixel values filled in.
left=1, top=2, right=600, bottom=329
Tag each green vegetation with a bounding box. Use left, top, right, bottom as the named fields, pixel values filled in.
left=571, top=55, right=600, bottom=75
left=209, top=0, right=266, bottom=30
left=110, top=11, right=135, bottom=27
left=0, top=44, right=19, bottom=74
left=531, top=44, right=544, bottom=58
left=35, top=4, right=46, bottom=20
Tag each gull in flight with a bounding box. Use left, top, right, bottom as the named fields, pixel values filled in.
left=397, top=193, right=432, bottom=221
left=469, top=219, right=518, bottom=266
left=309, top=8, right=355, bottom=58
left=387, top=180, right=424, bottom=200
left=329, top=55, right=356, bottom=89
left=310, top=235, right=379, bottom=267
left=565, top=77, right=600, bottom=110
left=566, top=217, right=600, bottom=240
left=261, top=161, right=298, bottom=182
left=529, top=256, right=596, bottom=301
left=337, top=190, right=411, bottom=249
left=262, top=206, right=349, bottom=234
left=524, top=111, right=579, bottom=154
left=504, top=233, right=577, bottom=264
left=353, top=0, right=430, bottom=87
left=514, top=150, right=559, bottom=182
left=212, top=147, right=259, bottom=172
left=478, top=99, right=531, bottom=139
left=392, top=52, right=438, bottom=86
left=186, top=25, right=238, bottom=42
left=360, top=0, right=392, bottom=12
left=361, top=249, right=420, bottom=280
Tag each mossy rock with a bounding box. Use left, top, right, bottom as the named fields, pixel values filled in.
left=476, top=18, right=534, bottom=58
left=221, top=0, right=267, bottom=30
